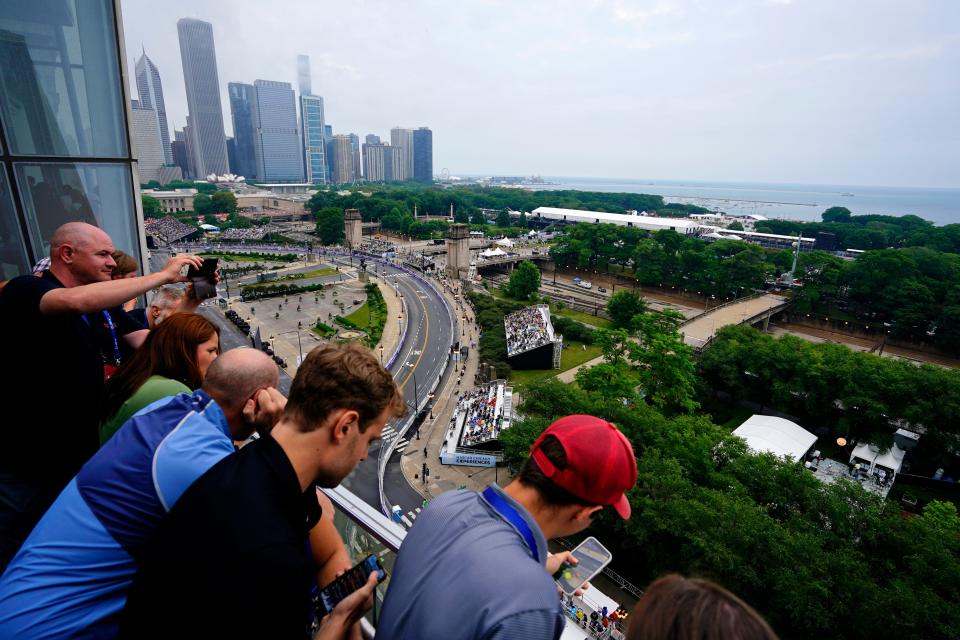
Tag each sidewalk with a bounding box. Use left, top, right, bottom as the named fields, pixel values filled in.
left=399, top=278, right=506, bottom=499
left=374, top=273, right=403, bottom=363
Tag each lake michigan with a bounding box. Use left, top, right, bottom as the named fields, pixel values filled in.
left=536, top=177, right=960, bottom=226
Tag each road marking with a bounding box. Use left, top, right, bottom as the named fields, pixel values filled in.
left=399, top=282, right=430, bottom=390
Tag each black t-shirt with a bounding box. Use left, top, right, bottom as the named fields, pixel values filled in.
left=0, top=272, right=103, bottom=483
left=120, top=434, right=322, bottom=640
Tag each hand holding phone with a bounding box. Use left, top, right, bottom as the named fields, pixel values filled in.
left=187, top=257, right=218, bottom=300
left=553, top=536, right=612, bottom=595
left=318, top=554, right=387, bottom=614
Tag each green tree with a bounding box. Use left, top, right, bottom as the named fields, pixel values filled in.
left=504, top=260, right=541, bottom=300
left=822, top=206, right=852, bottom=223
left=496, top=209, right=511, bottom=228
left=518, top=211, right=528, bottom=228
left=607, top=290, right=648, bottom=329
left=315, top=207, right=345, bottom=245
left=210, top=190, right=237, bottom=213
left=454, top=208, right=470, bottom=224
left=193, top=193, right=213, bottom=216
left=470, top=210, right=486, bottom=225
left=204, top=214, right=219, bottom=226
left=142, top=194, right=161, bottom=218
left=727, top=221, right=745, bottom=231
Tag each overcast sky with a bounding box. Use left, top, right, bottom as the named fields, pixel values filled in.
left=119, top=0, right=960, bottom=188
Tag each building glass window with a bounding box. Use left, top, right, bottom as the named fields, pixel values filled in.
left=0, top=0, right=128, bottom=158
left=14, top=162, right=139, bottom=260
left=0, top=166, right=30, bottom=279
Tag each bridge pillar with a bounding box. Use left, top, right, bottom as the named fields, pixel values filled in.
left=344, top=209, right=362, bottom=250
left=445, top=223, right=470, bottom=281
left=762, top=312, right=771, bottom=332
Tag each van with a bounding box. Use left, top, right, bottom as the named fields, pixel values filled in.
left=572, top=277, right=582, bottom=284
left=578, top=281, right=592, bottom=289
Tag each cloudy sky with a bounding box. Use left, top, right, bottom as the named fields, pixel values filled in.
left=119, top=0, right=960, bottom=188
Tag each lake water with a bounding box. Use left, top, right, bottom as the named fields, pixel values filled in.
left=534, top=177, right=960, bottom=226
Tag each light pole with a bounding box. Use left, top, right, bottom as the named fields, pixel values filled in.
left=428, top=392, right=435, bottom=419
left=413, top=372, right=420, bottom=414
left=398, top=313, right=403, bottom=335
left=379, top=344, right=384, bottom=366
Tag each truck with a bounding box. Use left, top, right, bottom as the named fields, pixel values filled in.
left=577, top=280, right=593, bottom=289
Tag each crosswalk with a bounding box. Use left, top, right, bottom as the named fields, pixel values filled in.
left=400, top=507, right=422, bottom=528
left=381, top=424, right=410, bottom=454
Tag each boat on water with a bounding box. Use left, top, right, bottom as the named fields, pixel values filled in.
left=840, top=192, right=854, bottom=197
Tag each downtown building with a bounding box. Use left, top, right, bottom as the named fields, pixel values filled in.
left=332, top=134, right=356, bottom=184
left=363, top=143, right=403, bottom=183
left=134, top=50, right=173, bottom=165
left=298, top=55, right=327, bottom=185
left=413, top=126, right=433, bottom=182
left=389, top=127, right=413, bottom=181
left=130, top=100, right=180, bottom=184
left=177, top=17, right=229, bottom=178
left=227, top=82, right=258, bottom=179
left=252, top=80, right=303, bottom=182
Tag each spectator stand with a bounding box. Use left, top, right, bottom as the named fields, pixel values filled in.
left=504, top=305, right=563, bottom=370
left=439, top=380, right=513, bottom=466
left=145, top=216, right=201, bottom=246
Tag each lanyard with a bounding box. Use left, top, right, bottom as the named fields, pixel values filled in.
left=102, top=310, right=121, bottom=364
left=482, top=486, right=540, bottom=563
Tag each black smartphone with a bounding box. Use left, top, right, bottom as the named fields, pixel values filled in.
left=187, top=257, right=218, bottom=300
left=318, top=554, right=387, bottom=614
left=553, top=536, right=613, bottom=595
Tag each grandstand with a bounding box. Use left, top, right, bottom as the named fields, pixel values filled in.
left=440, top=381, right=514, bottom=464
left=504, top=305, right=563, bottom=370
left=144, top=216, right=201, bottom=246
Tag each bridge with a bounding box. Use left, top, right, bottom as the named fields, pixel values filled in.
left=682, top=293, right=792, bottom=351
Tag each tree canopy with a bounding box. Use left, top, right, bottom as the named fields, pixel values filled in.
left=504, top=260, right=541, bottom=301
left=315, top=207, right=345, bottom=245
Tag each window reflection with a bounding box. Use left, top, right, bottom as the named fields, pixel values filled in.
left=0, top=0, right=127, bottom=158
left=0, top=168, right=30, bottom=280
left=14, top=163, right=139, bottom=262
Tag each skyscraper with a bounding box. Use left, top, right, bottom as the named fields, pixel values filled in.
left=349, top=133, right=361, bottom=180
left=413, top=126, right=433, bottom=182
left=253, top=80, right=303, bottom=182
left=177, top=18, right=229, bottom=178
left=363, top=143, right=386, bottom=182
left=324, top=124, right=334, bottom=182
left=171, top=130, right=190, bottom=178
left=390, top=127, right=413, bottom=181
left=227, top=82, right=258, bottom=179
left=365, top=134, right=381, bottom=145
left=134, top=50, right=172, bottom=164
left=332, top=134, right=355, bottom=184
left=130, top=101, right=166, bottom=183
left=297, top=56, right=327, bottom=185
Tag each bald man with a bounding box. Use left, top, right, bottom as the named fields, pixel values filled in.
left=0, top=348, right=289, bottom=639
left=0, top=222, right=204, bottom=572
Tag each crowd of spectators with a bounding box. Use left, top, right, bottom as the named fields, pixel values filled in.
left=456, top=382, right=507, bottom=447
left=504, top=305, right=555, bottom=356
left=144, top=216, right=198, bottom=244
left=221, top=227, right=272, bottom=241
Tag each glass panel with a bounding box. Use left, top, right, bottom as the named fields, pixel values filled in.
left=14, top=162, right=139, bottom=264
left=0, top=165, right=31, bottom=279
left=0, top=0, right=127, bottom=157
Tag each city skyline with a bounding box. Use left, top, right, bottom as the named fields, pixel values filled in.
left=121, top=1, right=959, bottom=188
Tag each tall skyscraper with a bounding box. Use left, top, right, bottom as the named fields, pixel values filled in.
left=253, top=80, right=303, bottom=182
left=385, top=145, right=402, bottom=182
left=130, top=101, right=165, bottom=183
left=227, top=82, right=258, bottom=179
left=365, top=134, right=381, bottom=145
left=134, top=50, right=173, bottom=164
left=177, top=18, right=229, bottom=178
left=172, top=129, right=190, bottom=178
left=413, top=126, right=433, bottom=182
left=390, top=127, right=413, bottom=181
left=297, top=56, right=327, bottom=185
left=332, top=134, right=355, bottom=184
left=363, top=143, right=386, bottom=182
left=349, top=133, right=361, bottom=180
left=324, top=124, right=334, bottom=182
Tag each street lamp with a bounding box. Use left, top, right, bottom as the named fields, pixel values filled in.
left=428, top=392, right=435, bottom=419
left=379, top=344, right=384, bottom=366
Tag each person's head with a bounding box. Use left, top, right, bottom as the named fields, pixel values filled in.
left=49, top=222, right=116, bottom=286
left=516, top=415, right=637, bottom=536
left=202, top=347, right=280, bottom=441
left=626, top=574, right=779, bottom=640
left=147, top=286, right=186, bottom=328
left=281, top=342, right=407, bottom=487
left=110, top=250, right=139, bottom=280
left=101, top=313, right=220, bottom=422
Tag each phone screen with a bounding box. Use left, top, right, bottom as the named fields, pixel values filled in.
left=187, top=257, right=218, bottom=300
left=319, top=554, right=387, bottom=614
left=554, top=536, right=613, bottom=595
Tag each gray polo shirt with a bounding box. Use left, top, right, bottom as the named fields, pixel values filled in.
left=377, top=484, right=565, bottom=640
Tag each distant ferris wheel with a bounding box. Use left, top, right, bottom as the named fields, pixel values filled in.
left=440, top=167, right=450, bottom=181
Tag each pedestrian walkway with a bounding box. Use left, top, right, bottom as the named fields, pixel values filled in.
left=382, top=424, right=410, bottom=455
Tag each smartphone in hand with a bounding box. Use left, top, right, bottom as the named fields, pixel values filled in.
left=318, top=554, right=387, bottom=614
left=553, top=536, right=613, bottom=595
left=186, top=257, right=218, bottom=300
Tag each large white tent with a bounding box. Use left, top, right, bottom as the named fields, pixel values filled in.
left=733, top=415, right=817, bottom=462
left=480, top=247, right=507, bottom=258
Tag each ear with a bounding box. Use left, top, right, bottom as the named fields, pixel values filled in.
left=59, top=243, right=75, bottom=265
left=572, top=505, right=603, bottom=524
left=330, top=409, right=360, bottom=444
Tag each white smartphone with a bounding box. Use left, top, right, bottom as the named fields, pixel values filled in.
left=553, top=536, right=613, bottom=595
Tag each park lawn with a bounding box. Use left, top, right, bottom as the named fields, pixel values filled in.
left=507, top=341, right=603, bottom=387
left=199, top=251, right=298, bottom=263
left=550, top=306, right=613, bottom=329
left=344, top=303, right=371, bottom=328
left=295, top=267, right=338, bottom=279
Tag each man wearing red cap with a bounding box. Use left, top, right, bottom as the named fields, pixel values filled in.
left=377, top=414, right=637, bottom=640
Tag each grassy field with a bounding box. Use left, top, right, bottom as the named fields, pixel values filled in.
left=292, top=267, right=338, bottom=279
left=507, top=341, right=603, bottom=387
left=199, top=251, right=299, bottom=263
left=343, top=303, right=370, bottom=327
left=488, top=288, right=613, bottom=329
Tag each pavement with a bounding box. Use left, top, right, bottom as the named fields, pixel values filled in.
left=681, top=293, right=787, bottom=347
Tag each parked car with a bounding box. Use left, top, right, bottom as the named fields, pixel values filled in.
left=598, top=287, right=608, bottom=293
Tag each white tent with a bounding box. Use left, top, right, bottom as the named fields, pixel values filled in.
left=495, top=238, right=515, bottom=247
left=480, top=247, right=507, bottom=258
left=851, top=443, right=905, bottom=475
left=732, top=415, right=817, bottom=462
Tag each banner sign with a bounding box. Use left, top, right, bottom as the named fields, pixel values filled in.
left=440, top=451, right=497, bottom=467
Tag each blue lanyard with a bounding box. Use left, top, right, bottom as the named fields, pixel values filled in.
left=102, top=310, right=121, bottom=364
left=482, top=487, right=540, bottom=563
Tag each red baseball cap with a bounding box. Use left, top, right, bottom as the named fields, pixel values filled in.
left=530, top=415, right=637, bottom=519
